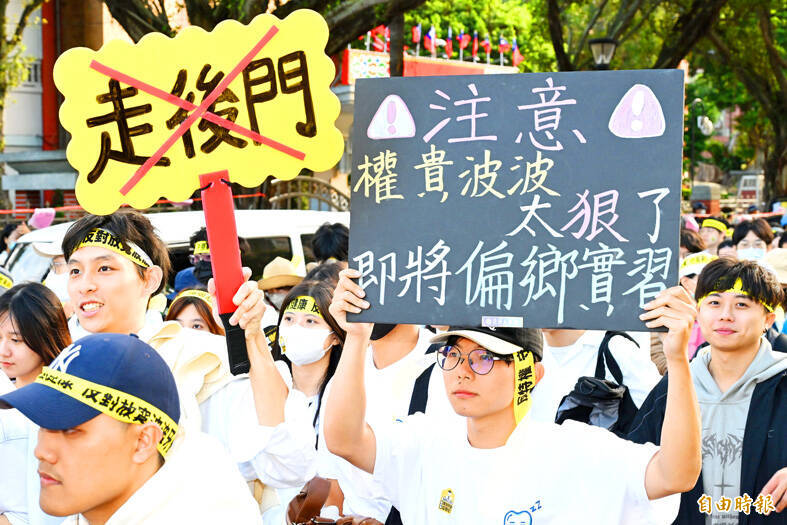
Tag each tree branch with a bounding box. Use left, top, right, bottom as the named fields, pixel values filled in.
left=571, top=0, right=610, bottom=66
left=102, top=0, right=175, bottom=41
left=652, top=0, right=728, bottom=69
left=546, top=0, right=573, bottom=71
left=322, top=0, right=428, bottom=56
left=7, top=0, right=43, bottom=49
left=758, top=6, right=787, bottom=97
left=607, top=0, right=647, bottom=41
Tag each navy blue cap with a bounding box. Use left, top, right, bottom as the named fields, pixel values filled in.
left=0, top=333, right=180, bottom=431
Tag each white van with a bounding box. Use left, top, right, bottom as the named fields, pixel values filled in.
left=4, top=209, right=350, bottom=287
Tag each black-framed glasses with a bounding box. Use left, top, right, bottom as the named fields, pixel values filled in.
left=436, top=345, right=513, bottom=375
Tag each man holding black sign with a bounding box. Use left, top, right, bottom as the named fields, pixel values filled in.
left=324, top=268, right=701, bottom=524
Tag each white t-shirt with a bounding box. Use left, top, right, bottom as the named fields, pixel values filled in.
left=318, top=327, right=462, bottom=521
left=531, top=330, right=661, bottom=423
left=0, top=407, right=28, bottom=524
left=371, top=413, right=679, bottom=524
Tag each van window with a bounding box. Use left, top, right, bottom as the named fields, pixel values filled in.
left=301, top=234, right=315, bottom=263
left=243, top=237, right=293, bottom=279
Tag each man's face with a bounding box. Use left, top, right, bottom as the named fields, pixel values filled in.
left=442, top=337, right=516, bottom=419
left=35, top=415, right=139, bottom=518
left=698, top=292, right=774, bottom=352
left=700, top=227, right=722, bottom=249
left=67, top=246, right=150, bottom=333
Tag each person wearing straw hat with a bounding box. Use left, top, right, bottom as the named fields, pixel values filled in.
left=323, top=268, right=702, bottom=523
left=258, top=256, right=304, bottom=318
left=0, top=334, right=262, bottom=524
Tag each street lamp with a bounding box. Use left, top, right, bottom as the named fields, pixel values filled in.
left=688, top=98, right=713, bottom=194
left=589, top=37, right=618, bottom=70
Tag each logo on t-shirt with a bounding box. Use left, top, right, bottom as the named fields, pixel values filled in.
left=503, top=500, right=541, bottom=524
left=438, top=488, right=454, bottom=514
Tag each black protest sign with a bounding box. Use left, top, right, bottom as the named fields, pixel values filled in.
left=348, top=70, right=683, bottom=330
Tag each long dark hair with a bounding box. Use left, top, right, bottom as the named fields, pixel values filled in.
left=272, top=280, right=346, bottom=430
left=0, top=283, right=72, bottom=365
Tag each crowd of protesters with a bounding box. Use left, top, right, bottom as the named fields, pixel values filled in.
left=0, top=207, right=785, bottom=525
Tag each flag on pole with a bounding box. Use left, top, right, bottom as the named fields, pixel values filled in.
left=412, top=23, right=421, bottom=43
left=458, top=30, right=471, bottom=49
left=424, top=25, right=436, bottom=53
left=512, top=38, right=524, bottom=67
left=472, top=30, right=479, bottom=59
left=445, top=27, right=453, bottom=58
left=499, top=36, right=511, bottom=53
left=384, top=25, right=390, bottom=52
left=481, top=34, right=491, bottom=64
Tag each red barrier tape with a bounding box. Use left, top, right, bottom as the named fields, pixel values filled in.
left=0, top=192, right=267, bottom=215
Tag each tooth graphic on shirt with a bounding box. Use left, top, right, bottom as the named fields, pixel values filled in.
left=367, top=94, right=416, bottom=140
left=608, top=84, right=665, bottom=139
left=503, top=509, right=533, bottom=525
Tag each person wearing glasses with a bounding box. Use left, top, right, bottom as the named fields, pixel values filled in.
left=323, top=268, right=702, bottom=523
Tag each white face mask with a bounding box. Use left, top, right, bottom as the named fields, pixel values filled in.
left=737, top=247, right=766, bottom=261
left=44, top=271, right=70, bottom=303
left=278, top=324, right=332, bottom=366
left=267, top=292, right=287, bottom=311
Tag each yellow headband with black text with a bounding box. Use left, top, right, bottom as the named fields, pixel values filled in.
left=284, top=295, right=324, bottom=318
left=193, top=241, right=209, bottom=255
left=513, top=350, right=536, bottom=424
left=173, top=289, right=213, bottom=308
left=77, top=229, right=153, bottom=268
left=35, top=367, right=178, bottom=456
left=697, top=277, right=775, bottom=313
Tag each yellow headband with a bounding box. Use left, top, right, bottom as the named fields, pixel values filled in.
left=701, top=219, right=727, bottom=234
left=697, top=278, right=775, bottom=313
left=283, top=295, right=323, bottom=318
left=680, top=253, right=717, bottom=269
left=77, top=229, right=152, bottom=268
left=36, top=367, right=178, bottom=456
left=513, top=350, right=536, bottom=424
left=0, top=273, right=12, bottom=290
left=193, top=241, right=210, bottom=255
left=173, top=289, right=213, bottom=308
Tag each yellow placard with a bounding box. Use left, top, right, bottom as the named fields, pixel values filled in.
left=54, top=10, right=344, bottom=215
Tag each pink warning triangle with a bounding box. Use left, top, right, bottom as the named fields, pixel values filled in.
left=367, top=95, right=416, bottom=140
left=608, top=84, right=665, bottom=139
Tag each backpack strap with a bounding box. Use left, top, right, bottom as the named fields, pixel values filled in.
left=407, top=342, right=440, bottom=416
left=594, top=331, right=639, bottom=384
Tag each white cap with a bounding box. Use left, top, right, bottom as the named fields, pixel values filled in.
left=680, top=252, right=717, bottom=279
left=32, top=241, right=63, bottom=259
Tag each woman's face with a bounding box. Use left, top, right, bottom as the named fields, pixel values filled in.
left=0, top=313, right=43, bottom=385
left=174, top=303, right=211, bottom=332
left=280, top=309, right=332, bottom=331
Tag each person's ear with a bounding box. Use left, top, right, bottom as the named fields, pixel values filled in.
left=326, top=332, right=341, bottom=349
left=142, top=266, right=164, bottom=296
left=765, top=310, right=776, bottom=332
left=534, top=361, right=545, bottom=385
left=131, top=423, right=163, bottom=465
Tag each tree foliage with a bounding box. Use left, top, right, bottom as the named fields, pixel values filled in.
left=0, top=0, right=44, bottom=151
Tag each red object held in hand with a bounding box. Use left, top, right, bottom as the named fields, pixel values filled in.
left=200, top=170, right=244, bottom=314
left=199, top=170, right=249, bottom=375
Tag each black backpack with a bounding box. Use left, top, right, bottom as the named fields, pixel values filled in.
left=554, top=331, right=640, bottom=437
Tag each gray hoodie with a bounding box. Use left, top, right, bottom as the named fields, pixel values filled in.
left=692, top=339, right=787, bottom=525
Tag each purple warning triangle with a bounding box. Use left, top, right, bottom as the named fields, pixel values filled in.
left=367, top=95, right=416, bottom=140
left=608, top=84, right=665, bottom=139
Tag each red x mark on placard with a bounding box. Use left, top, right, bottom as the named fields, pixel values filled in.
left=89, top=26, right=306, bottom=196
